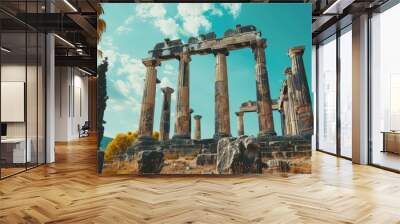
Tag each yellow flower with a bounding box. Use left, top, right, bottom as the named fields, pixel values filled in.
left=104, top=130, right=159, bottom=161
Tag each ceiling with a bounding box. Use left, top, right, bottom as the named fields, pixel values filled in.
left=0, top=0, right=98, bottom=74
left=311, top=0, right=390, bottom=43
left=1, top=0, right=395, bottom=73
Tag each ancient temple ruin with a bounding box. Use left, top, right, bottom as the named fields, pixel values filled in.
left=139, top=25, right=272, bottom=140
left=137, top=24, right=312, bottom=143
left=235, top=47, right=313, bottom=137
left=127, top=25, right=312, bottom=174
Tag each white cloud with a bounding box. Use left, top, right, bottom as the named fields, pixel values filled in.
left=136, top=3, right=166, bottom=19
left=100, top=49, right=118, bottom=67
left=125, top=15, right=134, bottom=24
left=210, top=5, right=223, bottom=16
left=162, top=63, right=176, bottom=76
left=136, top=4, right=179, bottom=39
left=133, top=3, right=242, bottom=40
left=221, top=3, right=242, bottom=18
left=113, top=54, right=147, bottom=96
left=159, top=77, right=174, bottom=89
left=127, top=97, right=140, bottom=112
left=116, top=26, right=132, bottom=33
left=153, top=18, right=180, bottom=39
left=98, top=36, right=118, bottom=68
left=114, top=80, right=130, bottom=97
left=107, top=99, right=126, bottom=112
left=177, top=3, right=213, bottom=36
left=117, top=54, right=146, bottom=77
left=127, top=72, right=146, bottom=96
left=108, top=97, right=140, bottom=112
left=116, top=15, right=134, bottom=34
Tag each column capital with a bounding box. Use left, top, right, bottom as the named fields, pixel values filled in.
left=178, top=52, right=191, bottom=63
left=251, top=38, right=267, bottom=50
left=212, top=48, right=229, bottom=56
left=161, top=87, right=174, bottom=95
left=194, top=115, right=202, bottom=120
left=284, top=67, right=292, bottom=76
left=235, top=112, right=244, bottom=117
left=288, top=46, right=305, bottom=57
left=142, top=58, right=161, bottom=67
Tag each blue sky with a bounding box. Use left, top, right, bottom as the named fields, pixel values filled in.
left=99, top=3, right=311, bottom=140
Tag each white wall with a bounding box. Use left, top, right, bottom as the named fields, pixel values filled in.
left=55, top=67, right=89, bottom=141
left=1, top=65, right=27, bottom=139
left=1, top=63, right=46, bottom=164
left=0, top=65, right=43, bottom=137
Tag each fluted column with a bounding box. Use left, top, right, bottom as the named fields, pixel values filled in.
left=189, top=108, right=194, bottom=138
left=236, top=112, right=244, bottom=136
left=138, top=59, right=161, bottom=138
left=214, top=48, right=231, bottom=139
left=288, top=46, right=313, bottom=135
left=282, top=94, right=291, bottom=136
left=284, top=68, right=299, bottom=135
left=280, top=111, right=286, bottom=136
left=252, top=39, right=275, bottom=138
left=193, top=115, right=202, bottom=140
left=159, top=87, right=174, bottom=141
left=173, top=52, right=191, bottom=139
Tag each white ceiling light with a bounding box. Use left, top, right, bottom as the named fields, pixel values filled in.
left=323, top=0, right=341, bottom=14
left=78, top=67, right=93, bottom=76
left=323, top=0, right=355, bottom=15
left=54, top=34, right=75, bottom=48
left=63, top=0, right=78, bottom=12
left=1, top=47, right=11, bottom=53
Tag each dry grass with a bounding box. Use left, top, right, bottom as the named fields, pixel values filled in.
left=102, top=152, right=311, bottom=175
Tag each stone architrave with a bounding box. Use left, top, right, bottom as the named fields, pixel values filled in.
left=138, top=59, right=161, bottom=139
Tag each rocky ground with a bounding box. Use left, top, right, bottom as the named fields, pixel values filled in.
left=102, top=135, right=311, bottom=175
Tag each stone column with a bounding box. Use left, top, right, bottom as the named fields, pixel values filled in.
left=252, top=39, right=275, bottom=138
left=282, top=96, right=291, bottom=136
left=280, top=111, right=286, bottom=136
left=214, top=48, right=231, bottom=139
left=173, top=52, right=191, bottom=139
left=159, top=87, right=174, bottom=141
left=189, top=108, right=194, bottom=138
left=193, top=115, right=202, bottom=140
left=236, top=112, right=244, bottom=136
left=288, top=46, right=313, bottom=135
left=284, top=68, right=298, bottom=135
left=138, top=59, right=161, bottom=139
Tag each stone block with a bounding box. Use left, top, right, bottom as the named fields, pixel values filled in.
left=137, top=150, right=164, bottom=174
left=216, top=136, right=262, bottom=174
left=196, top=153, right=217, bottom=166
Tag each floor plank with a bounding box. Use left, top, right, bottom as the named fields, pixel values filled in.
left=0, top=136, right=399, bottom=223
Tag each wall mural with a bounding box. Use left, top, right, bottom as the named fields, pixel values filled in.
left=98, top=3, right=313, bottom=175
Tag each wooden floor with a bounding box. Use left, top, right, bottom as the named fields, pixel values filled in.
left=1, top=136, right=400, bottom=224
left=372, top=150, right=400, bottom=171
